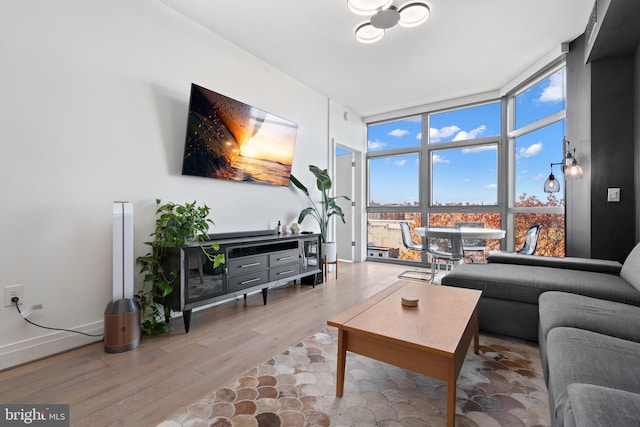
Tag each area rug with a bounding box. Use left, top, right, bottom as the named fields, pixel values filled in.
left=157, top=327, right=549, bottom=427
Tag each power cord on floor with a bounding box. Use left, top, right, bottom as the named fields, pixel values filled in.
left=12, top=297, right=104, bottom=338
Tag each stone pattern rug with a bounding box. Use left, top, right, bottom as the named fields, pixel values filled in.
left=158, top=327, right=549, bottom=427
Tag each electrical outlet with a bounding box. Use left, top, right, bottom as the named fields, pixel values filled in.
left=4, top=284, right=23, bottom=307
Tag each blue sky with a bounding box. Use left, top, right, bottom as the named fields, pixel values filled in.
left=367, top=68, right=566, bottom=206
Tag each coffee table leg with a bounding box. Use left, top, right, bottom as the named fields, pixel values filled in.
left=473, top=306, right=479, bottom=354
left=336, top=328, right=346, bottom=397
left=447, top=367, right=456, bottom=427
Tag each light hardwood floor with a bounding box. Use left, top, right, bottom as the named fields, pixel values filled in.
left=0, top=261, right=429, bottom=426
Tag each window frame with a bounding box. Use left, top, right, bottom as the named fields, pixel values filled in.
left=505, top=61, right=567, bottom=253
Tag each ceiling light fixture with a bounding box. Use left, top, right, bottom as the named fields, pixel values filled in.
left=350, top=1, right=430, bottom=43
left=348, top=0, right=394, bottom=16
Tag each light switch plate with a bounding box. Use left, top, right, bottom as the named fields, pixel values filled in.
left=607, top=187, right=621, bottom=202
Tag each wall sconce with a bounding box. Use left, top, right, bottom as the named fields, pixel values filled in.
left=543, top=137, right=583, bottom=193
left=543, top=163, right=562, bottom=193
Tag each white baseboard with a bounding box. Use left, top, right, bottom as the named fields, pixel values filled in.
left=0, top=321, right=104, bottom=371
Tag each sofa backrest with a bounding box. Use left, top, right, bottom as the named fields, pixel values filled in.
left=621, top=242, right=640, bottom=291
left=486, top=251, right=622, bottom=274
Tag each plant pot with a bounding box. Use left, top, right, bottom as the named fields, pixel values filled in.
left=323, top=242, right=337, bottom=272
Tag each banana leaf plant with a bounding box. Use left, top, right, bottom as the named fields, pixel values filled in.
left=290, top=165, right=350, bottom=243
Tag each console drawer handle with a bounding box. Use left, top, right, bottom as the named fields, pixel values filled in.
left=277, top=256, right=295, bottom=261
left=240, top=277, right=261, bottom=285
left=277, top=270, right=295, bottom=276
left=239, top=262, right=261, bottom=268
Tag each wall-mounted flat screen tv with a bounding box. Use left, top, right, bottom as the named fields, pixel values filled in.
left=181, top=83, right=298, bottom=187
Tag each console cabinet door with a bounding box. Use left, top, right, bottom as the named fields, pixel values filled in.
left=300, top=238, right=321, bottom=273
left=183, top=246, right=226, bottom=305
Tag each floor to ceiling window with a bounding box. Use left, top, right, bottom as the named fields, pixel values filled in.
left=366, top=61, right=567, bottom=262
left=367, top=116, right=422, bottom=262
left=510, top=65, right=566, bottom=256
left=366, top=101, right=503, bottom=264
left=427, top=101, right=503, bottom=261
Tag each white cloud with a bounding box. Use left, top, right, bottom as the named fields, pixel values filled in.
left=430, top=125, right=460, bottom=143
left=394, top=159, right=407, bottom=167
left=430, top=124, right=488, bottom=143
left=538, top=70, right=565, bottom=103
left=389, top=128, right=409, bottom=138
left=516, top=142, right=543, bottom=159
left=432, top=154, right=450, bottom=164
left=416, top=132, right=422, bottom=139
left=464, top=178, right=472, bottom=183
left=453, top=125, right=486, bottom=141
left=368, top=140, right=385, bottom=151
left=484, top=183, right=498, bottom=189
left=533, top=173, right=546, bottom=181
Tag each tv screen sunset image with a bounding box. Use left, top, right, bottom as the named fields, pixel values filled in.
left=182, top=84, right=297, bottom=187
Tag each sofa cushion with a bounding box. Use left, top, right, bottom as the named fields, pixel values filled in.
left=539, top=291, right=640, bottom=343
left=564, top=384, right=640, bottom=427
left=546, top=327, right=640, bottom=427
left=487, top=251, right=622, bottom=274
left=478, top=297, right=539, bottom=341
left=441, top=263, right=640, bottom=306
left=538, top=291, right=640, bottom=378
left=621, top=242, right=640, bottom=292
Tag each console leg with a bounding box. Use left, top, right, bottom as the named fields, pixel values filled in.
left=183, top=309, right=192, bottom=333
left=262, top=288, right=268, bottom=305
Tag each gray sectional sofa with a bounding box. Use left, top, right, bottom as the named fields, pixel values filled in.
left=441, top=242, right=640, bottom=427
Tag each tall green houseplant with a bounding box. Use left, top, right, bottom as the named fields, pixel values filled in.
left=290, top=165, right=350, bottom=243
left=136, top=199, right=224, bottom=337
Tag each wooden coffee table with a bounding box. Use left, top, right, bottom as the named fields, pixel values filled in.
left=327, top=280, right=481, bottom=427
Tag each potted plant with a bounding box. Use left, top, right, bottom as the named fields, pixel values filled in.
left=290, top=165, right=350, bottom=266
left=135, top=199, right=224, bottom=337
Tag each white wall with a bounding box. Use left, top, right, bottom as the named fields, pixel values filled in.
left=0, top=0, right=358, bottom=369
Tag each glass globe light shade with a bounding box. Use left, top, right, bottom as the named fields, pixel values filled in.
left=544, top=173, right=560, bottom=193
left=565, top=160, right=584, bottom=179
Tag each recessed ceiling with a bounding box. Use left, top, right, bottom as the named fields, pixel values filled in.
left=160, top=0, right=594, bottom=118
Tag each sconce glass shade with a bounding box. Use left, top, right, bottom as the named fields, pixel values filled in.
left=348, top=0, right=393, bottom=16
left=398, top=2, right=430, bottom=27
left=355, top=22, right=385, bottom=43
left=544, top=173, right=560, bottom=193
left=565, top=155, right=584, bottom=179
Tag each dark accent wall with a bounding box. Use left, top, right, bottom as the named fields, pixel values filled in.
left=590, top=57, right=636, bottom=261
left=566, top=0, right=640, bottom=262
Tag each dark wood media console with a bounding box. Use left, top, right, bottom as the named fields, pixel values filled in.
left=160, top=230, right=322, bottom=332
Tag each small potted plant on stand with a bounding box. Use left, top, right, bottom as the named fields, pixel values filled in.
left=290, top=165, right=350, bottom=274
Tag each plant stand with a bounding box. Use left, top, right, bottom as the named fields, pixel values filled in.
left=324, top=253, right=338, bottom=280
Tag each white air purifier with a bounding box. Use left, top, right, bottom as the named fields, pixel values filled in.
left=104, top=201, right=141, bottom=353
